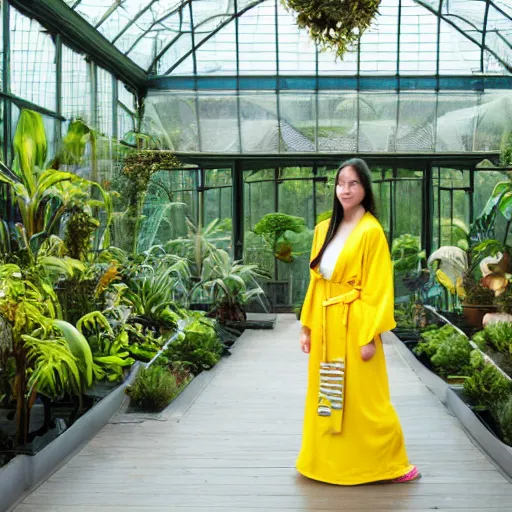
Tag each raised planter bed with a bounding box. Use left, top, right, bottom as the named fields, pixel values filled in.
left=446, top=386, right=512, bottom=478
left=391, top=331, right=451, bottom=404
left=0, top=362, right=141, bottom=512
left=392, top=306, right=512, bottom=479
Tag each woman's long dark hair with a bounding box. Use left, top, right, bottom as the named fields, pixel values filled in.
left=310, top=158, right=376, bottom=269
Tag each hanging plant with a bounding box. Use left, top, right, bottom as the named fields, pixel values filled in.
left=282, top=0, right=381, bottom=57
left=122, top=150, right=181, bottom=255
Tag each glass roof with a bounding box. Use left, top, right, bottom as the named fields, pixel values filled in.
left=63, top=0, right=511, bottom=76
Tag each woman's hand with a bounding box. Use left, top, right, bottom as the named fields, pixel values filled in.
left=360, top=340, right=376, bottom=361
left=300, top=326, right=311, bottom=354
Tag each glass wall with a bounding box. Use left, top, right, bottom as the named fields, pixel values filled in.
left=139, top=167, right=234, bottom=254
left=146, top=90, right=512, bottom=155
left=1, top=3, right=138, bottom=249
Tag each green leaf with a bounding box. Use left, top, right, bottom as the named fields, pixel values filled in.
left=52, top=320, right=94, bottom=387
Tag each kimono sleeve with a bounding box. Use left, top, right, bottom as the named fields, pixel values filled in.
left=299, top=224, right=322, bottom=330
left=358, top=225, right=396, bottom=346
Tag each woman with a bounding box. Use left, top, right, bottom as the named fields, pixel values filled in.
left=296, top=158, right=420, bottom=485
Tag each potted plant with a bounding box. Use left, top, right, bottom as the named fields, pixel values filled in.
left=253, top=213, right=306, bottom=309
left=462, top=283, right=497, bottom=328
left=198, top=249, right=270, bottom=324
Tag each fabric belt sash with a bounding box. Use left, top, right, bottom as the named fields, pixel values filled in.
left=318, top=286, right=361, bottom=434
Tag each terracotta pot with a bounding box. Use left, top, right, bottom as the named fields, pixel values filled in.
left=462, top=303, right=498, bottom=329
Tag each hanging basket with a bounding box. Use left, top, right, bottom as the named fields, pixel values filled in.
left=282, top=0, right=381, bottom=58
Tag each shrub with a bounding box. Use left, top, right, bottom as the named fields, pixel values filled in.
left=128, top=366, right=179, bottom=412
left=161, top=316, right=223, bottom=375
left=473, top=322, right=512, bottom=354
left=495, top=395, right=512, bottom=446
left=429, top=337, right=472, bottom=377
left=414, top=324, right=473, bottom=377
left=463, top=364, right=512, bottom=409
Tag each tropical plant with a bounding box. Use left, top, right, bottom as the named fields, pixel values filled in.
left=77, top=311, right=135, bottom=383
left=139, top=247, right=192, bottom=305
left=127, top=366, right=179, bottom=412
left=463, top=363, right=512, bottom=409
left=121, top=149, right=181, bottom=255
left=473, top=322, right=512, bottom=355
left=253, top=213, right=306, bottom=263
left=495, top=395, right=512, bottom=445
left=501, top=132, right=512, bottom=167
left=122, top=266, right=186, bottom=332
left=199, top=249, right=270, bottom=323
left=0, top=110, right=114, bottom=255
left=413, top=324, right=473, bottom=377
left=160, top=313, right=223, bottom=375
left=391, top=234, right=425, bottom=274
left=166, top=218, right=231, bottom=278
left=0, top=264, right=93, bottom=445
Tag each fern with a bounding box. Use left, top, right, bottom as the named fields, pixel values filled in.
left=128, top=366, right=179, bottom=412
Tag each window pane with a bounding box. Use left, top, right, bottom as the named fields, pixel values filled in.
left=10, top=8, right=56, bottom=111
left=62, top=45, right=92, bottom=123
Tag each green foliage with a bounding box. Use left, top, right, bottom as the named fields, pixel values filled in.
left=12, top=109, right=47, bottom=183
left=52, top=319, right=94, bottom=388
left=122, top=266, right=185, bottom=330
left=470, top=348, right=485, bottom=369
left=254, top=213, right=306, bottom=263
left=50, top=119, right=90, bottom=167
left=77, top=312, right=136, bottom=383
left=463, top=364, right=512, bottom=408
left=122, top=150, right=181, bottom=255
left=391, top=234, right=426, bottom=274
left=282, top=0, right=381, bottom=58
left=199, top=249, right=269, bottom=323
left=316, top=210, right=332, bottom=223
left=495, top=292, right=512, bottom=315
left=473, top=322, right=512, bottom=355
left=495, top=395, right=512, bottom=445
left=160, top=315, right=223, bottom=375
left=464, top=284, right=495, bottom=306
left=413, top=325, right=473, bottom=376
left=429, top=337, right=473, bottom=377
left=1, top=111, right=114, bottom=254
left=166, top=218, right=230, bottom=277
left=501, top=132, right=512, bottom=167
left=128, top=366, right=179, bottom=412
left=24, top=336, right=82, bottom=398
left=64, top=210, right=100, bottom=261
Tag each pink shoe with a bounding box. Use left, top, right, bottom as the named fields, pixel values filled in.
left=391, top=466, right=421, bottom=483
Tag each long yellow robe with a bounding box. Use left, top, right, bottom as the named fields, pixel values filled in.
left=296, top=212, right=413, bottom=485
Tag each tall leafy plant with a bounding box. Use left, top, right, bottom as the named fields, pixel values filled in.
left=0, top=111, right=113, bottom=256
left=166, top=218, right=230, bottom=278
left=0, top=264, right=93, bottom=445
left=199, top=249, right=270, bottom=323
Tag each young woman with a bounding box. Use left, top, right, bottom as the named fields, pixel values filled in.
left=296, top=158, right=420, bottom=485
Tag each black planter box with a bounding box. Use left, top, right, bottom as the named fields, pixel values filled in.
left=446, top=387, right=512, bottom=478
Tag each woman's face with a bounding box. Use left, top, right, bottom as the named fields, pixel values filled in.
left=336, top=166, right=366, bottom=211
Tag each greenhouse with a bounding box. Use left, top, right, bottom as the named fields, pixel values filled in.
left=1, top=0, right=512, bottom=509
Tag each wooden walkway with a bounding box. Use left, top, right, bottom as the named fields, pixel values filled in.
left=13, top=315, right=512, bottom=511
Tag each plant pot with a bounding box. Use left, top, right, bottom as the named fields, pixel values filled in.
left=462, top=303, right=498, bottom=329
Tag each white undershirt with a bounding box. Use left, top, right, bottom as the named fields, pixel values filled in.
left=319, top=227, right=347, bottom=280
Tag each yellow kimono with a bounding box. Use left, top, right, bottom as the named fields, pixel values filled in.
left=296, top=212, right=413, bottom=485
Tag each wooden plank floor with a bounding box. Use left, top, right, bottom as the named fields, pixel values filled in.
left=13, top=315, right=512, bottom=511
